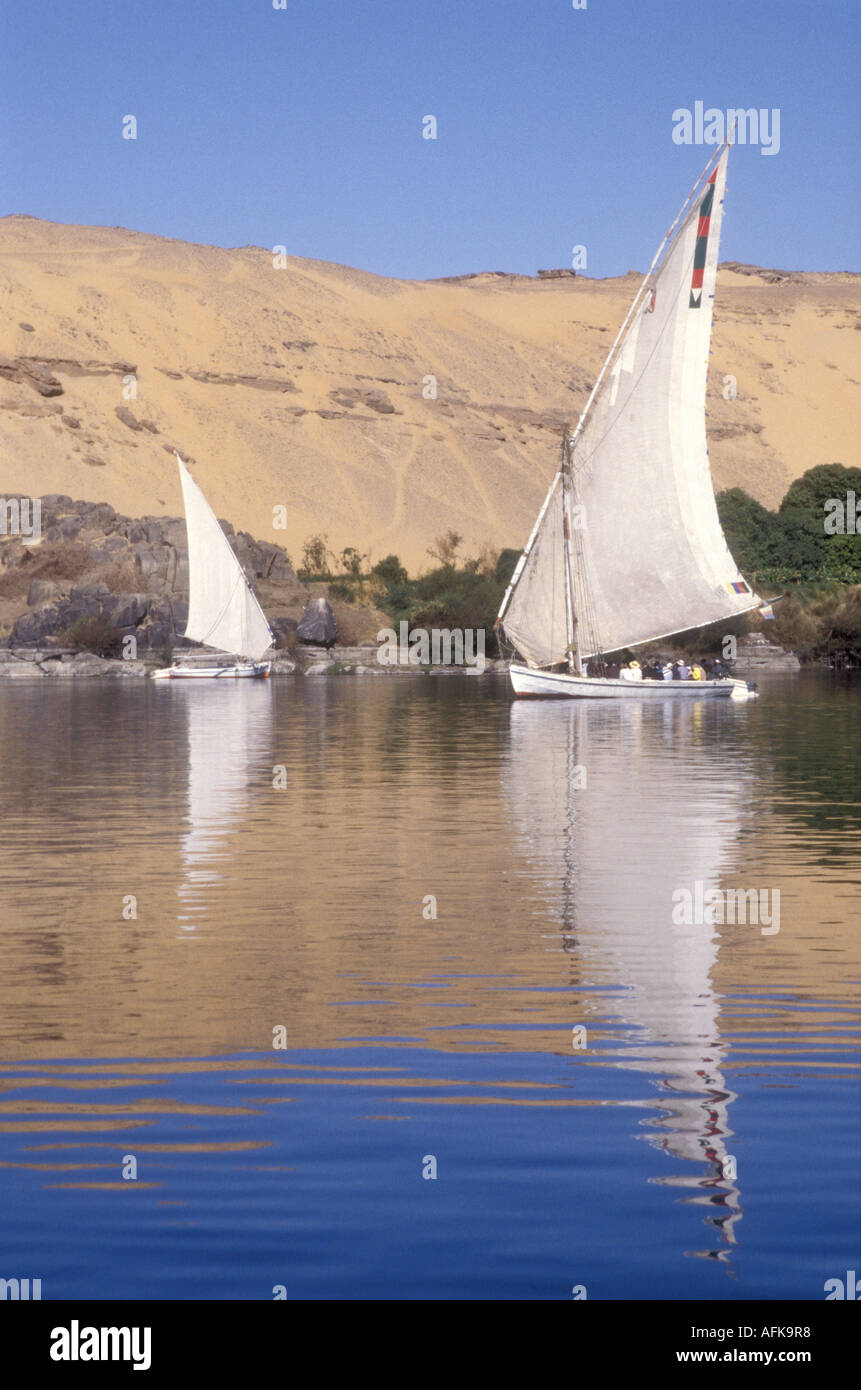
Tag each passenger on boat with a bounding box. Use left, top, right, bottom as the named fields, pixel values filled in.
left=662, top=661, right=674, bottom=681
left=621, top=660, right=643, bottom=682
left=691, top=662, right=706, bottom=680
left=675, top=660, right=691, bottom=680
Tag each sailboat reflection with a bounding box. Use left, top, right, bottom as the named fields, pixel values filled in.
left=506, top=698, right=746, bottom=1262
left=175, top=683, right=274, bottom=936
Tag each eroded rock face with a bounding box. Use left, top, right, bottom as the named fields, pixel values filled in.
left=297, top=596, right=338, bottom=647
left=0, top=355, right=63, bottom=396
left=269, top=616, right=298, bottom=647
left=27, top=578, right=58, bottom=605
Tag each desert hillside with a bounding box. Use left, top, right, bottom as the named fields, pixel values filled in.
left=1, top=215, right=859, bottom=571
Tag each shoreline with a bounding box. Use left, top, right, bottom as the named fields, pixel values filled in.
left=0, top=643, right=511, bottom=681
left=0, top=642, right=831, bottom=681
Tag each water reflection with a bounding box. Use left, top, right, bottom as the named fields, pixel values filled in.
left=506, top=699, right=748, bottom=1260
left=0, top=675, right=856, bottom=1298
left=173, top=683, right=275, bottom=936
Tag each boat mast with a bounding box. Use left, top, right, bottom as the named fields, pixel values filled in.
left=560, top=428, right=581, bottom=674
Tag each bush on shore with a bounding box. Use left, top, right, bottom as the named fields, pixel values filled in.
left=58, top=615, right=123, bottom=658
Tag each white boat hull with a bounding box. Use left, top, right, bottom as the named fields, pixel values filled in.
left=509, top=664, right=753, bottom=700
left=151, top=662, right=271, bottom=681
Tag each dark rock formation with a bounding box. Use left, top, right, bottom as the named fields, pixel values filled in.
left=329, top=386, right=398, bottom=414
left=297, top=597, right=338, bottom=648
left=0, top=354, right=63, bottom=396
left=270, top=616, right=298, bottom=647
left=27, top=579, right=58, bottom=605
left=115, top=406, right=159, bottom=433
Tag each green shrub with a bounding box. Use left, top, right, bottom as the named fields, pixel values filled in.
left=61, top=615, right=122, bottom=657
left=372, top=554, right=408, bottom=585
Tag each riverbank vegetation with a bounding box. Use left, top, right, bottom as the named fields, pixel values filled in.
left=313, top=466, right=861, bottom=666
left=715, top=464, right=861, bottom=665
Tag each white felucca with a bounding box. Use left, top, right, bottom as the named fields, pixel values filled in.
left=152, top=453, right=274, bottom=680
left=496, top=139, right=765, bottom=700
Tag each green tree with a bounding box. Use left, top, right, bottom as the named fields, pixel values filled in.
left=372, top=554, right=408, bottom=585
left=715, top=488, right=780, bottom=572
left=779, top=463, right=861, bottom=515
left=493, top=547, right=521, bottom=588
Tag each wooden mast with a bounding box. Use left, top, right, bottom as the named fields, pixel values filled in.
left=560, top=427, right=581, bottom=675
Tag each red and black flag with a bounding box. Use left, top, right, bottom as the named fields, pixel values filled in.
left=689, top=166, right=718, bottom=309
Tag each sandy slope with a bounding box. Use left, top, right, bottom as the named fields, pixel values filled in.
left=0, top=215, right=858, bottom=571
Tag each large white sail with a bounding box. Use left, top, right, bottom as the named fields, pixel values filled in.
left=569, top=146, right=760, bottom=657
left=178, top=456, right=273, bottom=660
left=500, top=145, right=762, bottom=667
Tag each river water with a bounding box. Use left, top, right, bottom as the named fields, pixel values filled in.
left=0, top=671, right=858, bottom=1300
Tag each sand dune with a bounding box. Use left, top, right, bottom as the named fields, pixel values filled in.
left=1, top=216, right=858, bottom=571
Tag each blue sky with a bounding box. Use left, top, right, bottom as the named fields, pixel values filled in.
left=1, top=0, right=859, bottom=279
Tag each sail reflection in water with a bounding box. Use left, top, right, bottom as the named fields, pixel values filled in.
left=506, top=699, right=750, bottom=1261
left=175, top=683, right=275, bottom=935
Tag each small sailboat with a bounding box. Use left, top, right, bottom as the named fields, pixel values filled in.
left=496, top=138, right=765, bottom=700
left=152, top=453, right=274, bottom=680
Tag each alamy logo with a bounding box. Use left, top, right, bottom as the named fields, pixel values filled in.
left=377, top=622, right=486, bottom=673
left=50, top=1321, right=151, bottom=1371
left=1, top=1277, right=41, bottom=1299
left=0, top=496, right=41, bottom=543
left=672, top=104, right=780, bottom=156
left=824, top=1270, right=860, bottom=1299
left=824, top=492, right=860, bottom=534
left=672, top=882, right=780, bottom=935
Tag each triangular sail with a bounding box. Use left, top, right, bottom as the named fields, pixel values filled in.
left=500, top=145, right=762, bottom=667
left=497, top=473, right=571, bottom=669
left=178, top=455, right=273, bottom=660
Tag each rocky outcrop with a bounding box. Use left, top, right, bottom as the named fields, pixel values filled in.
left=296, top=596, right=338, bottom=647
left=0, top=649, right=148, bottom=679
left=729, top=632, right=801, bottom=672
left=115, top=405, right=159, bottom=433
left=0, top=354, right=63, bottom=396
left=328, top=385, right=399, bottom=414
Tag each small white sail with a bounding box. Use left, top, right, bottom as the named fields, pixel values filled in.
left=500, top=145, right=763, bottom=668
left=499, top=475, right=570, bottom=668
left=177, top=455, right=273, bottom=660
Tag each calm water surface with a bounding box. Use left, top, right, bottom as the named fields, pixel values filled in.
left=0, top=670, right=858, bottom=1299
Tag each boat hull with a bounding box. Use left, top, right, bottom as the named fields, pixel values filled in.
left=151, top=662, right=271, bottom=681
left=509, top=664, right=751, bottom=699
